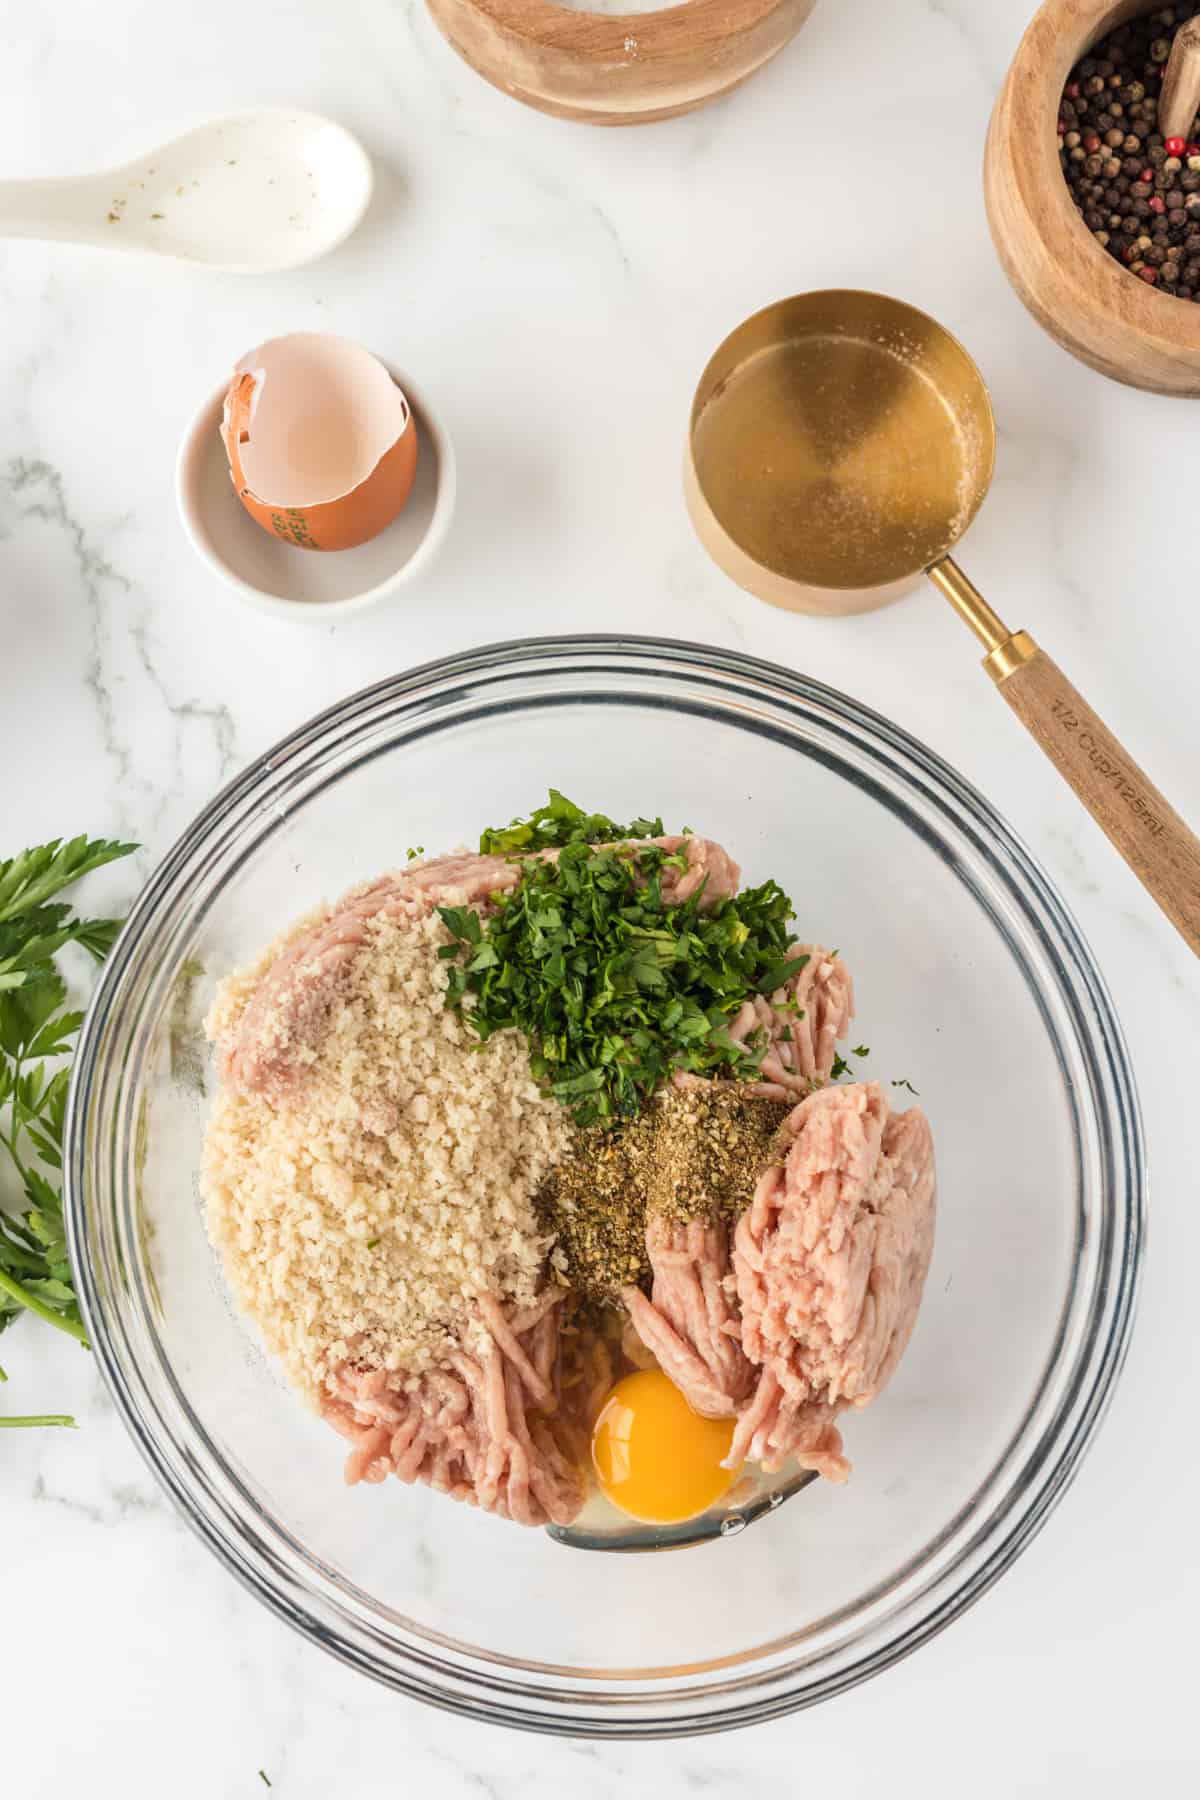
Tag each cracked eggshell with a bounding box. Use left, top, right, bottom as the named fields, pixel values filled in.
left=220, top=333, right=419, bottom=552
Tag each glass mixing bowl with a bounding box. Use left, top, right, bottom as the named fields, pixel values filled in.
left=66, top=636, right=1144, bottom=1735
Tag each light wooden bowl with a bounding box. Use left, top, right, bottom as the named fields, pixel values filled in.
left=986, top=0, right=1200, bottom=395
left=425, top=0, right=818, bottom=125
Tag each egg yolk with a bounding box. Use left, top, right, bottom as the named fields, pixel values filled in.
left=591, top=1369, right=739, bottom=1525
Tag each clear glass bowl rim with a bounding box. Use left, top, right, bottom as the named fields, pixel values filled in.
left=65, top=634, right=1145, bottom=1738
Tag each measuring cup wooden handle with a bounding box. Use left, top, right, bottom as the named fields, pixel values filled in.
left=990, top=634, right=1200, bottom=956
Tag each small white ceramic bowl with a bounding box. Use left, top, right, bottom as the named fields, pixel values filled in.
left=175, top=360, right=456, bottom=619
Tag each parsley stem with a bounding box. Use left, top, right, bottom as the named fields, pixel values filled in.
left=0, top=1267, right=88, bottom=1344
left=0, top=1120, right=31, bottom=1188
left=0, top=1413, right=76, bottom=1428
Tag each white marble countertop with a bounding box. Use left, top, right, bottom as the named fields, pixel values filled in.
left=3, top=0, right=1199, bottom=1790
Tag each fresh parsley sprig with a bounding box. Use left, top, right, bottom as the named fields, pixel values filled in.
left=0, top=835, right=136, bottom=1425
left=440, top=801, right=808, bottom=1126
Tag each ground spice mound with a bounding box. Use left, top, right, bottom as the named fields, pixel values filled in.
left=539, top=1083, right=789, bottom=1301
left=201, top=910, right=571, bottom=1391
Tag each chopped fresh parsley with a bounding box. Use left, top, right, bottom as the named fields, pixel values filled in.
left=892, top=1077, right=920, bottom=1096
left=440, top=798, right=810, bottom=1127
left=478, top=788, right=664, bottom=856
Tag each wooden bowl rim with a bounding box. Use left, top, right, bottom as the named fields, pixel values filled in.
left=1006, top=0, right=1200, bottom=353
left=445, top=0, right=799, bottom=61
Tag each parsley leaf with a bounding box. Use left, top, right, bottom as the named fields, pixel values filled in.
left=0, top=837, right=135, bottom=928
left=0, top=835, right=136, bottom=1425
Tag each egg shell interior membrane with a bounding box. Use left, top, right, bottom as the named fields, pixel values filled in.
left=233, top=333, right=411, bottom=508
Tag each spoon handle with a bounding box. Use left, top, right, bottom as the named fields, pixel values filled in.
left=0, top=176, right=111, bottom=245
left=990, top=633, right=1200, bottom=956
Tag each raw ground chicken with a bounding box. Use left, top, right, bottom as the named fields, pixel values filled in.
left=201, top=835, right=936, bottom=1529
left=624, top=1081, right=937, bottom=1482
left=201, top=839, right=739, bottom=1527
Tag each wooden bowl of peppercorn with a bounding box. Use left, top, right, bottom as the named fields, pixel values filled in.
left=986, top=0, right=1200, bottom=395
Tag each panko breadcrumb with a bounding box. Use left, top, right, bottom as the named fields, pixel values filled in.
left=200, top=909, right=570, bottom=1393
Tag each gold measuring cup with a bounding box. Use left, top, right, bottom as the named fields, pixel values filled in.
left=685, top=290, right=1200, bottom=957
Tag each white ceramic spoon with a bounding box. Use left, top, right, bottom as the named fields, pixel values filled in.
left=0, top=110, right=373, bottom=273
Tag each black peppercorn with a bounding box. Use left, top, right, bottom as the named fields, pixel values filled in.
left=1058, top=10, right=1200, bottom=304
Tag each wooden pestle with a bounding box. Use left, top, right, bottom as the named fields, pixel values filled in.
left=1158, top=22, right=1200, bottom=141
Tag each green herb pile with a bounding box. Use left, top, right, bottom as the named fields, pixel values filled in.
left=440, top=793, right=810, bottom=1126
left=479, top=788, right=665, bottom=856
left=0, top=835, right=136, bottom=1427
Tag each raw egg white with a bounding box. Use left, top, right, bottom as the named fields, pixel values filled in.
left=221, top=333, right=417, bottom=552
left=591, top=1369, right=739, bottom=1525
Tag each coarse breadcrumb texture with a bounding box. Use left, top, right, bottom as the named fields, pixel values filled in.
left=200, top=908, right=571, bottom=1392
